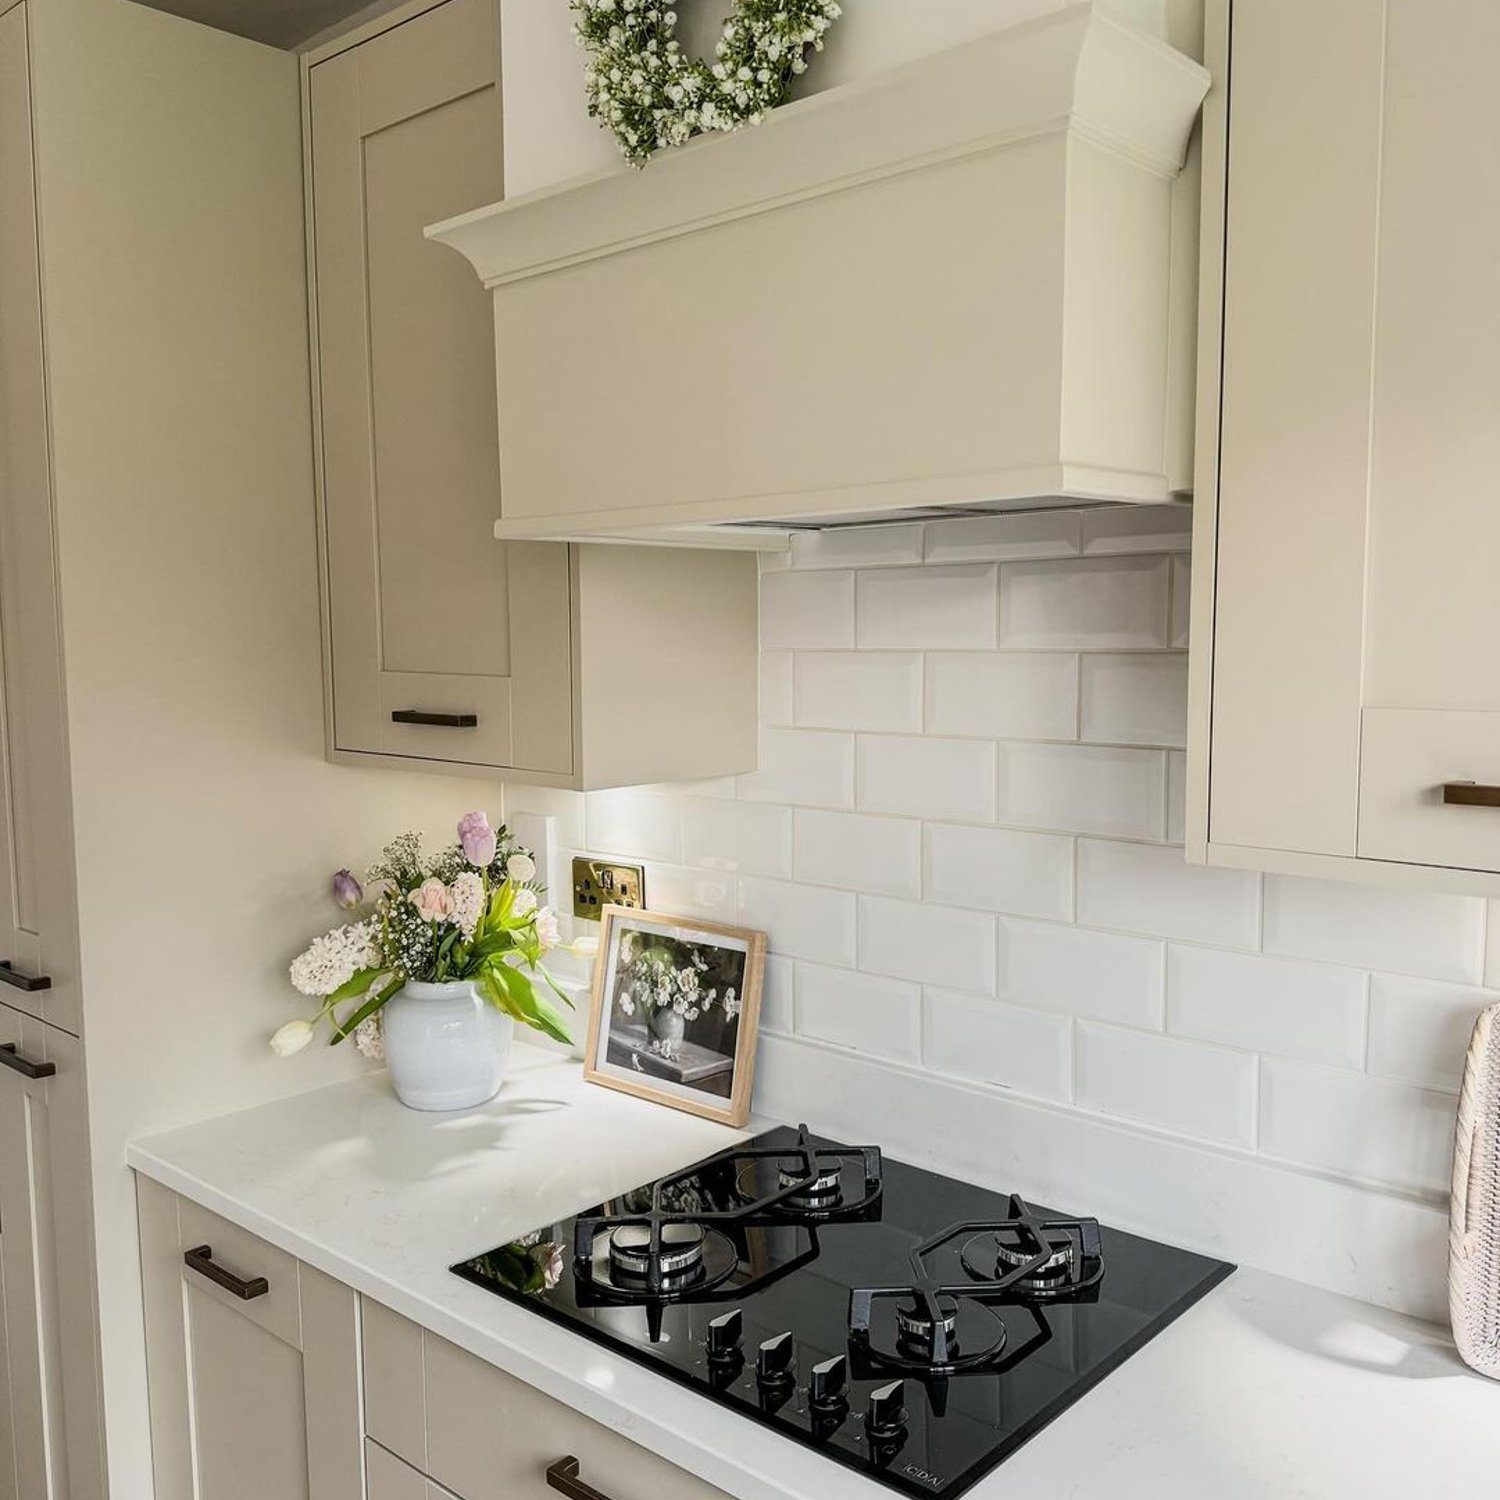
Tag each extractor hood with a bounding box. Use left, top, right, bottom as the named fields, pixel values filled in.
left=428, top=3, right=1209, bottom=546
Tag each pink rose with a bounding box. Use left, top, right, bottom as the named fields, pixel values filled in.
left=457, top=810, right=498, bottom=868
left=409, top=877, right=455, bottom=923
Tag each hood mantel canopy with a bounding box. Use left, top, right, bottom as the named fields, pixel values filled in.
left=428, top=3, right=1209, bottom=546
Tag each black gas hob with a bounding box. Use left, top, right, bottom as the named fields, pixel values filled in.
left=452, top=1127, right=1232, bottom=1499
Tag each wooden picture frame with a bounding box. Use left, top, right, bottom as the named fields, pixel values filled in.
left=583, top=905, right=766, bottom=1127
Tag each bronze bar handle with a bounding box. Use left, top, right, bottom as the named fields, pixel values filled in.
left=0, top=1043, right=55, bottom=1080
left=183, top=1245, right=269, bottom=1301
left=546, top=1456, right=614, bottom=1500
left=391, top=710, right=478, bottom=729
left=0, top=961, right=51, bottom=993
left=1442, top=782, right=1500, bottom=808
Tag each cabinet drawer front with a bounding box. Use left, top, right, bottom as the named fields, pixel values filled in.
left=1359, top=707, right=1500, bottom=873
left=367, top=1440, right=460, bottom=1500
left=175, top=1199, right=301, bottom=1348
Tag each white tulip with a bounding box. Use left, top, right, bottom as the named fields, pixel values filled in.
left=270, top=1020, right=315, bottom=1058
left=506, top=852, right=538, bottom=884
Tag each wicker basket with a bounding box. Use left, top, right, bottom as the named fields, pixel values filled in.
left=1451, top=1001, right=1500, bottom=1378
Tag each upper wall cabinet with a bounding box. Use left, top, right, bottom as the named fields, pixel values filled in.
left=428, top=6, right=1209, bottom=540
left=304, top=0, right=757, bottom=789
left=1190, top=0, right=1500, bottom=892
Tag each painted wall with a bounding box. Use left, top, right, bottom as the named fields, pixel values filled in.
left=27, top=1, right=508, bottom=1489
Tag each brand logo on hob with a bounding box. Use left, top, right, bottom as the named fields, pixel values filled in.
left=902, top=1464, right=944, bottom=1489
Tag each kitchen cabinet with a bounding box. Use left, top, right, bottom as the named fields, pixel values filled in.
left=1188, top=0, right=1500, bottom=892
left=137, top=1179, right=363, bottom=1500
left=362, top=1297, right=731, bottom=1500
left=304, top=0, right=758, bottom=790
left=367, top=1442, right=461, bottom=1500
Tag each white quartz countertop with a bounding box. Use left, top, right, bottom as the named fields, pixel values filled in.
left=128, top=1048, right=1500, bottom=1499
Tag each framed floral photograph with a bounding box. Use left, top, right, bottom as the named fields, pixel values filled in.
left=583, top=906, right=766, bottom=1127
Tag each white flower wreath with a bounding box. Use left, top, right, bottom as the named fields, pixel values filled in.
left=572, top=0, right=843, bottom=168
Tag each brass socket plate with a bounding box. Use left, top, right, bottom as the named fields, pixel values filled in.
left=572, top=858, right=646, bottom=921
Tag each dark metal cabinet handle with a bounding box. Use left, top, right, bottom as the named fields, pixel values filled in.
left=0, top=1043, right=55, bottom=1080
left=546, top=1456, right=613, bottom=1500
left=1442, top=782, right=1500, bottom=808
left=390, top=710, right=478, bottom=729
left=0, top=961, right=51, bottom=993
left=183, top=1245, right=269, bottom=1301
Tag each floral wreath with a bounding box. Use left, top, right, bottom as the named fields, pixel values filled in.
left=572, top=0, right=843, bottom=168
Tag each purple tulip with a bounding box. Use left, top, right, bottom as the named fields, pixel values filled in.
left=332, top=868, right=363, bottom=910
left=457, top=810, right=498, bottom=869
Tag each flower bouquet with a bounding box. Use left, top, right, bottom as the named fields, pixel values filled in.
left=273, top=811, right=571, bottom=1110
left=614, top=934, right=739, bottom=1062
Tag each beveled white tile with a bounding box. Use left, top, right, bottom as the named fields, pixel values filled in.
left=760, top=569, right=855, bottom=649
left=998, top=918, right=1164, bottom=1027
left=1263, top=876, right=1485, bottom=983
left=1079, top=653, right=1189, bottom=748
left=857, top=735, right=996, bottom=822
left=738, top=877, right=856, bottom=966
left=1259, top=1060, right=1456, bottom=1196
left=1367, top=974, right=1498, bottom=1092
left=640, top=862, right=737, bottom=921
left=923, top=511, right=1081, bottom=563
left=1166, top=946, right=1367, bottom=1067
left=856, top=565, right=998, bottom=649
left=1077, top=1023, right=1257, bottom=1147
left=1077, top=839, right=1260, bottom=949
left=681, top=798, right=792, bottom=878
left=924, top=652, right=1079, bottom=741
left=999, top=555, right=1171, bottom=651
left=760, top=954, right=795, bottom=1034
left=926, top=824, right=1074, bottom=921
left=858, top=895, right=996, bottom=994
left=797, top=962, right=920, bottom=1061
left=923, top=990, right=1072, bottom=1102
left=584, top=788, right=681, bottom=863
left=793, top=652, right=922, bottom=732
left=794, top=809, right=921, bottom=897
left=760, top=650, right=793, bottom=726
left=737, top=728, right=854, bottom=808
left=1079, top=503, right=1193, bottom=554
left=790, top=524, right=924, bottom=570
left=996, top=742, right=1166, bottom=840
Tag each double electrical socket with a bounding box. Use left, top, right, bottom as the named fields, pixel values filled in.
left=571, top=857, right=646, bottom=920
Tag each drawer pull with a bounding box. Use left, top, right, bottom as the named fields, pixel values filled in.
left=0, top=1043, right=55, bottom=1080
left=184, top=1245, right=269, bottom=1301
left=0, top=961, right=51, bottom=993
left=391, top=710, right=479, bottom=729
left=1442, top=781, right=1500, bottom=808
left=546, top=1456, right=613, bottom=1500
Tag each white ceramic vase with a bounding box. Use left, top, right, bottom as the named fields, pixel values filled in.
left=381, top=979, right=513, bottom=1111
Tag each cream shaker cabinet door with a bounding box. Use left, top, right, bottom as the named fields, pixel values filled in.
left=138, top=1182, right=362, bottom=1500
left=309, top=0, right=574, bottom=777
left=0, top=2, right=82, bottom=1033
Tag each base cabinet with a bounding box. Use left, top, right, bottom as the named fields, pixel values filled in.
left=367, top=1442, right=460, bottom=1500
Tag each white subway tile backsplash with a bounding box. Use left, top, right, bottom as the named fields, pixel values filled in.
left=999, top=918, right=1164, bottom=1027
left=1079, top=653, right=1188, bottom=748
left=737, top=728, right=854, bottom=808
left=794, top=809, right=921, bottom=897
left=1077, top=1023, right=1257, bottom=1147
left=856, top=565, right=998, bottom=649
left=1166, top=751, right=1187, bottom=844
left=760, top=569, right=854, bottom=648
left=798, top=962, right=920, bottom=1060
left=1166, top=946, right=1367, bottom=1068
left=760, top=650, right=794, bottom=726
left=1259, top=1060, right=1456, bottom=1196
left=584, top=789, right=681, bottom=863
left=790, top=524, right=924, bottom=570
left=999, top=555, right=1171, bottom=651
left=924, top=652, right=1079, bottom=741
left=1079, top=504, right=1193, bottom=555
left=761, top=954, right=795, bottom=1034
left=996, top=742, right=1166, bottom=841
left=1169, top=555, right=1192, bottom=648
left=858, top=895, right=997, bottom=994
left=640, top=862, right=737, bottom=922
left=858, top=735, right=996, bottom=823
left=1263, top=876, right=1485, bottom=983
left=1367, top=974, right=1496, bottom=1092
left=923, top=990, right=1072, bottom=1102
left=681, top=798, right=792, bottom=878
left=793, top=652, right=922, bottom=732
left=1078, top=839, right=1260, bottom=949
left=923, top=511, right=1080, bottom=563
left=738, top=877, right=856, bottom=966
left=927, top=824, right=1074, bottom=921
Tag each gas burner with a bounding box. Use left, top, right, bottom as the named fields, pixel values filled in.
left=608, top=1222, right=706, bottom=1285
left=958, top=1199, right=1104, bottom=1302
left=584, top=1221, right=740, bottom=1301
left=777, top=1159, right=844, bottom=1211
left=894, top=1294, right=959, bottom=1355
left=852, top=1290, right=1011, bottom=1375
left=729, top=1134, right=883, bottom=1222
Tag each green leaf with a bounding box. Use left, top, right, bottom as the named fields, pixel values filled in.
left=537, top=964, right=577, bottom=1011
left=481, top=960, right=572, bottom=1046
left=326, top=966, right=385, bottom=1004
left=329, top=976, right=401, bottom=1045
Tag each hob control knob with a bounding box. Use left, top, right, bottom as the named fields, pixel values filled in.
left=757, top=1331, right=796, bottom=1386
left=809, top=1354, right=848, bottom=1410
left=707, top=1309, right=743, bottom=1361
left=865, top=1379, right=907, bottom=1437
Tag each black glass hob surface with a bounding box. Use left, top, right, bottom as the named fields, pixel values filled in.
left=451, top=1127, right=1233, bottom=1499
